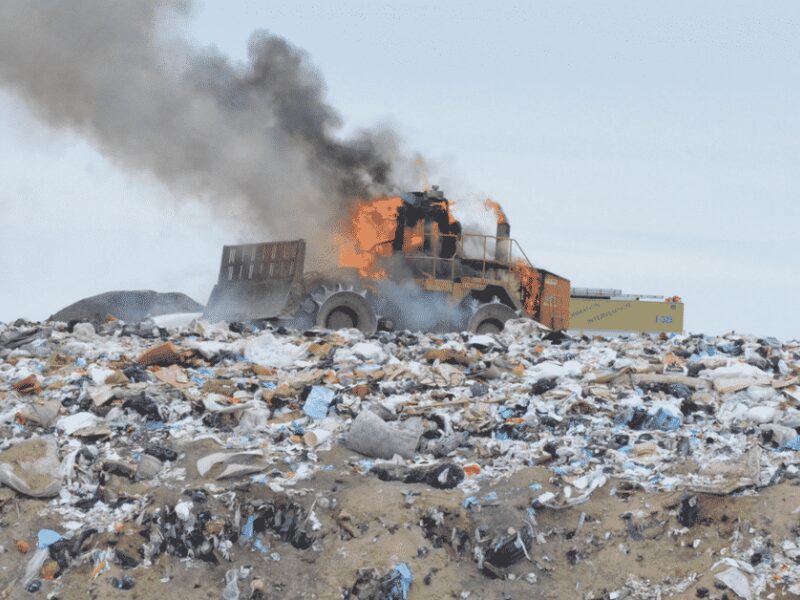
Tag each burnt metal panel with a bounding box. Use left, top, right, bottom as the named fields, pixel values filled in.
left=217, top=240, right=305, bottom=284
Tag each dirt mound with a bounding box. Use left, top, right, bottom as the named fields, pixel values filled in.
left=50, top=290, right=203, bottom=322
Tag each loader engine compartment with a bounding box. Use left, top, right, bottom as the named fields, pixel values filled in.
left=205, top=188, right=570, bottom=333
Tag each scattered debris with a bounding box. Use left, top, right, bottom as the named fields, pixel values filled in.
left=371, top=462, right=465, bottom=489
left=346, top=562, right=413, bottom=600
left=0, top=317, right=798, bottom=597
left=0, top=437, right=61, bottom=498
left=677, top=494, right=700, bottom=527
left=136, top=341, right=180, bottom=367
left=12, top=374, right=41, bottom=395
left=345, top=410, right=423, bottom=460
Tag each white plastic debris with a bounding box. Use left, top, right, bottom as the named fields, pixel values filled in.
left=241, top=332, right=307, bottom=368
left=72, top=322, right=96, bottom=340
left=57, top=412, right=100, bottom=435
left=151, top=312, right=204, bottom=329
left=743, top=405, right=777, bottom=424
left=174, top=501, right=193, bottom=521
left=714, top=566, right=753, bottom=600
left=196, top=451, right=267, bottom=478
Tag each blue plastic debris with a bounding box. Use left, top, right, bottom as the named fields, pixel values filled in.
left=689, top=347, right=718, bottom=362
left=386, top=563, right=413, bottom=599
left=463, top=496, right=479, bottom=509
left=616, top=407, right=681, bottom=431
left=481, top=491, right=498, bottom=502
left=37, top=529, right=62, bottom=549
left=303, top=386, right=335, bottom=420
left=241, top=515, right=255, bottom=539
left=668, top=383, right=693, bottom=400
left=613, top=411, right=632, bottom=427
left=529, top=483, right=542, bottom=492
left=646, top=408, right=681, bottom=431
left=781, top=436, right=800, bottom=451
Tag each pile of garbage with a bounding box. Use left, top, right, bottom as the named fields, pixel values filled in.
left=0, top=315, right=799, bottom=598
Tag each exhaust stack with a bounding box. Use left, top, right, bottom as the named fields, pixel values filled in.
left=495, top=222, right=511, bottom=263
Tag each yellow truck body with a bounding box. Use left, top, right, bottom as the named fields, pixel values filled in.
left=569, top=298, right=684, bottom=334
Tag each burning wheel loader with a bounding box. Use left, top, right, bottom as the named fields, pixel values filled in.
left=205, top=187, right=570, bottom=334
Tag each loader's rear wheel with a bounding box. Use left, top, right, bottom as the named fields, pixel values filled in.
left=316, top=291, right=378, bottom=334
left=468, top=302, right=517, bottom=334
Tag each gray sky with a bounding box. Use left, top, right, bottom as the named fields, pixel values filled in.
left=1, top=1, right=798, bottom=338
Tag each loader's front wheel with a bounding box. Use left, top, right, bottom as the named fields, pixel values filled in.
left=468, top=302, right=517, bottom=334
left=315, top=290, right=378, bottom=334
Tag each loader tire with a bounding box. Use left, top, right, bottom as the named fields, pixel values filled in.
left=468, top=302, right=517, bottom=334
left=316, top=291, right=378, bottom=334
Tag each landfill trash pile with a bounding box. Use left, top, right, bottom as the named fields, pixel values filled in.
left=0, top=316, right=799, bottom=599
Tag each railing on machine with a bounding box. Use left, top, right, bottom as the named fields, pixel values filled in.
left=400, top=232, right=536, bottom=283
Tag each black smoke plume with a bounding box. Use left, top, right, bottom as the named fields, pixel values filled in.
left=0, top=0, right=408, bottom=252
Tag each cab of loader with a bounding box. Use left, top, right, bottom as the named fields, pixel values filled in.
left=204, top=187, right=570, bottom=334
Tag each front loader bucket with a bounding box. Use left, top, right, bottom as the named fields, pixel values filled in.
left=204, top=240, right=306, bottom=322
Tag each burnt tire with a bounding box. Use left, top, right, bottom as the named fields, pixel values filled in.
left=468, top=302, right=517, bottom=334
left=315, top=291, right=377, bottom=334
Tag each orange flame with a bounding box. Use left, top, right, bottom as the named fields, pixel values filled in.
left=338, top=196, right=403, bottom=277
left=337, top=192, right=469, bottom=279
left=403, top=221, right=425, bottom=254
left=445, top=198, right=460, bottom=225
left=484, top=199, right=507, bottom=225
left=514, top=260, right=541, bottom=317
